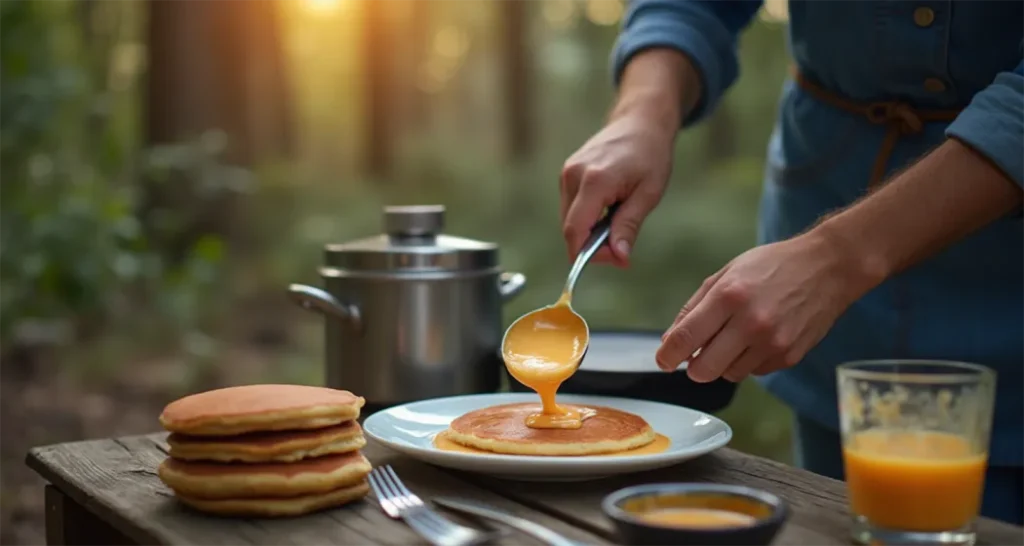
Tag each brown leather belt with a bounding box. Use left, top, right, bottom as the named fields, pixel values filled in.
left=792, top=69, right=962, bottom=188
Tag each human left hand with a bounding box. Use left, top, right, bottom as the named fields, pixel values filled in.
left=655, top=231, right=868, bottom=383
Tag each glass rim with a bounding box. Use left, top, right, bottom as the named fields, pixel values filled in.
left=836, top=359, right=995, bottom=385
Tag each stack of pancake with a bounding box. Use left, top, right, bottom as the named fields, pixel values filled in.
left=156, top=384, right=372, bottom=517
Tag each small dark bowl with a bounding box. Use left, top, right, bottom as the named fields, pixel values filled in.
left=506, top=330, right=737, bottom=413
left=602, top=483, right=789, bottom=546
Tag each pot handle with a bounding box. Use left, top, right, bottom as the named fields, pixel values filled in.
left=287, top=284, right=362, bottom=330
left=499, top=272, right=527, bottom=302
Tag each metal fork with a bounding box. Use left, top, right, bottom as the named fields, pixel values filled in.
left=368, top=465, right=494, bottom=546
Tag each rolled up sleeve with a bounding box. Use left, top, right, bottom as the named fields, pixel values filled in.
left=945, top=59, right=1024, bottom=189
left=611, top=0, right=763, bottom=126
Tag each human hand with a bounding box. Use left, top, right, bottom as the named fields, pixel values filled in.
left=655, top=231, right=871, bottom=383
left=560, top=114, right=675, bottom=267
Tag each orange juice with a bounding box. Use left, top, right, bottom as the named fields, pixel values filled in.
left=843, top=430, right=986, bottom=532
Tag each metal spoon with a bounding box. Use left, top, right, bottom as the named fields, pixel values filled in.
left=501, top=203, right=620, bottom=372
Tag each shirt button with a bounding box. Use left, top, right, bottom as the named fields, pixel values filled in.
left=914, top=7, right=935, bottom=27
left=924, top=78, right=946, bottom=93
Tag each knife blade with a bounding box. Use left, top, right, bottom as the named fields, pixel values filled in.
left=432, top=497, right=584, bottom=546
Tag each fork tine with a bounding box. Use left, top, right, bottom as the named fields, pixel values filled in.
left=375, top=466, right=491, bottom=546
left=367, top=468, right=398, bottom=518
left=368, top=468, right=382, bottom=492
left=379, top=467, right=452, bottom=542
left=379, top=465, right=444, bottom=534
left=372, top=466, right=422, bottom=523
left=385, top=465, right=422, bottom=506
left=367, top=469, right=384, bottom=500
left=382, top=465, right=468, bottom=536
left=378, top=465, right=412, bottom=510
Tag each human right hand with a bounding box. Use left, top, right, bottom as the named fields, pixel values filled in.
left=559, top=48, right=699, bottom=267
left=559, top=111, right=676, bottom=267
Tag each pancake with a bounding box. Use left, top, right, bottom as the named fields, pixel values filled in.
left=167, top=421, right=366, bottom=463
left=445, top=403, right=656, bottom=456
left=159, top=384, right=365, bottom=436
left=176, top=481, right=369, bottom=517
left=158, top=451, right=372, bottom=500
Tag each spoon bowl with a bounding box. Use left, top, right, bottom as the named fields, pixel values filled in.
left=500, top=302, right=590, bottom=379
left=501, top=203, right=619, bottom=383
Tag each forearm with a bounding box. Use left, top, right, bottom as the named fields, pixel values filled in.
left=609, top=49, right=702, bottom=134
left=611, top=0, right=762, bottom=125
left=814, top=138, right=1023, bottom=295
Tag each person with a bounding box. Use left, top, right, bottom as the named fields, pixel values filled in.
left=559, top=0, right=1023, bottom=525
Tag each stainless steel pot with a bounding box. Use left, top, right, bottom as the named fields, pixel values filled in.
left=288, top=205, right=526, bottom=410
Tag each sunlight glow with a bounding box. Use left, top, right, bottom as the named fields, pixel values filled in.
left=434, top=26, right=470, bottom=60
left=542, top=0, right=578, bottom=31
left=585, top=0, right=623, bottom=27
left=302, top=0, right=342, bottom=15
left=417, top=26, right=470, bottom=94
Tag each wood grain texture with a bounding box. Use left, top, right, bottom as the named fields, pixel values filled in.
left=466, top=447, right=1024, bottom=546
left=45, top=485, right=135, bottom=545
left=26, top=432, right=1024, bottom=546
left=27, top=434, right=607, bottom=545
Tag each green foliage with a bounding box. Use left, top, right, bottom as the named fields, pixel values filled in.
left=0, top=0, right=241, bottom=360
left=0, top=1, right=795, bottom=461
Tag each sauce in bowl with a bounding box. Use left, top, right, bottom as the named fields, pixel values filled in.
left=638, top=507, right=757, bottom=529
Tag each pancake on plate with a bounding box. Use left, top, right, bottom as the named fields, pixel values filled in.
left=176, top=481, right=370, bottom=517
left=167, top=421, right=366, bottom=463
left=444, top=402, right=655, bottom=456
left=158, top=451, right=372, bottom=499
left=159, top=384, right=365, bottom=436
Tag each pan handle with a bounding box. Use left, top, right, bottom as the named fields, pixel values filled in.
left=499, top=272, right=526, bottom=302
left=287, top=284, right=362, bottom=331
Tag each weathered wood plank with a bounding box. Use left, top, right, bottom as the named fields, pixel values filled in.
left=462, top=447, right=1024, bottom=546
left=27, top=431, right=1024, bottom=546
left=27, top=433, right=609, bottom=546
left=366, top=442, right=611, bottom=545
left=45, top=485, right=135, bottom=545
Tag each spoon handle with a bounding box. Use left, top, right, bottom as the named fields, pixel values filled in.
left=563, top=202, right=621, bottom=299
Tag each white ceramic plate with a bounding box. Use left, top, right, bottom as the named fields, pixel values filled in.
left=362, top=393, right=732, bottom=481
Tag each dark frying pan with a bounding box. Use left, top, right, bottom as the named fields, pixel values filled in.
left=506, top=330, right=737, bottom=414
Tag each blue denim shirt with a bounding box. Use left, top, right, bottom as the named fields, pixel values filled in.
left=613, top=0, right=1023, bottom=466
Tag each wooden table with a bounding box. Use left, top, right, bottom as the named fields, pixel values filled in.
left=28, top=433, right=1023, bottom=545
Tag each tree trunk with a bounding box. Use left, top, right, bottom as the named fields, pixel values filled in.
left=145, top=0, right=218, bottom=149
left=143, top=0, right=293, bottom=264
left=402, top=0, right=431, bottom=131
left=501, top=0, right=533, bottom=161
left=361, top=0, right=396, bottom=179
left=145, top=0, right=292, bottom=162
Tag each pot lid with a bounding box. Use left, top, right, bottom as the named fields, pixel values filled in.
left=323, top=205, right=498, bottom=273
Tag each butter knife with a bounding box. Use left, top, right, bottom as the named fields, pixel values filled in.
left=432, top=498, right=583, bottom=546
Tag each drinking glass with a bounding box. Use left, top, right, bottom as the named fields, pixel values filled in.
left=837, top=360, right=995, bottom=546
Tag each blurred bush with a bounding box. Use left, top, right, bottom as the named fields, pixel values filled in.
left=0, top=0, right=243, bottom=364
left=0, top=0, right=796, bottom=462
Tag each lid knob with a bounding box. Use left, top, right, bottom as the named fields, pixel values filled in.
left=384, top=205, right=445, bottom=238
